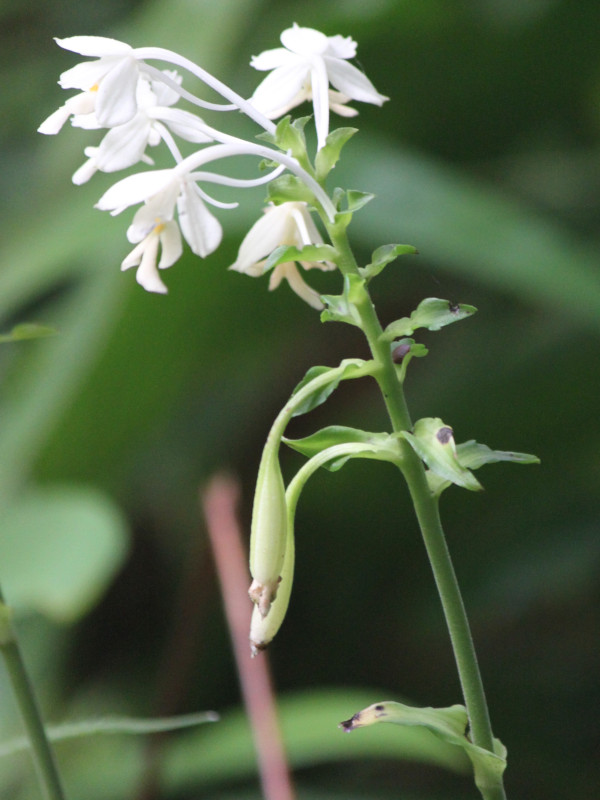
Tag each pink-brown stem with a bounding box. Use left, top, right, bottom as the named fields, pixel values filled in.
left=202, top=474, right=295, bottom=800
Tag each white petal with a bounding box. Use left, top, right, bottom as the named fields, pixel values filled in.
left=153, top=107, right=213, bottom=143
left=96, top=56, right=140, bottom=127
left=310, top=59, right=331, bottom=150
left=250, top=62, right=308, bottom=117
left=177, top=185, right=222, bottom=258
left=136, top=236, right=168, bottom=293
left=324, top=34, right=357, bottom=60
left=96, top=169, right=176, bottom=211
left=55, top=36, right=133, bottom=57
left=121, top=239, right=146, bottom=269
left=59, top=60, right=110, bottom=91
left=96, top=114, right=151, bottom=172
left=324, top=58, right=388, bottom=105
left=269, top=263, right=324, bottom=310
left=229, top=205, right=294, bottom=274
left=158, top=221, right=183, bottom=268
left=38, top=106, right=72, bottom=135
left=281, top=25, right=328, bottom=56
left=250, top=47, right=297, bottom=71
left=151, top=70, right=182, bottom=107
left=72, top=156, right=98, bottom=185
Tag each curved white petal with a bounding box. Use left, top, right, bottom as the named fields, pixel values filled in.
left=59, top=60, right=110, bottom=91
left=229, top=205, right=294, bottom=273
left=158, top=221, right=183, bottom=268
left=96, top=56, right=140, bottom=126
left=310, top=59, right=330, bottom=150
left=324, top=34, right=357, bottom=60
left=280, top=25, right=328, bottom=56
left=96, top=169, right=176, bottom=212
left=95, top=114, right=151, bottom=172
left=250, top=47, right=298, bottom=71
left=38, top=105, right=72, bottom=135
left=153, top=107, right=213, bottom=143
left=269, top=263, right=324, bottom=310
left=250, top=62, right=308, bottom=117
left=55, top=36, right=133, bottom=57
left=72, top=156, right=98, bottom=185
left=136, top=236, right=168, bottom=293
left=177, top=184, right=222, bottom=258
left=324, top=58, right=388, bottom=105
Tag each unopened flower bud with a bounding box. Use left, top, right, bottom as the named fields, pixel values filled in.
left=248, top=448, right=287, bottom=617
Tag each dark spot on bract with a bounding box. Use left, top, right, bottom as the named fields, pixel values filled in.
left=436, top=426, right=453, bottom=444
left=449, top=302, right=460, bottom=313
left=339, top=715, right=357, bottom=731
left=374, top=704, right=385, bottom=711
left=392, top=343, right=411, bottom=363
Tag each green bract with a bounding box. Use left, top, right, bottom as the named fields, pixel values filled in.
left=359, top=243, right=418, bottom=281
left=315, top=127, right=357, bottom=182
left=381, top=297, right=477, bottom=341
left=263, top=243, right=338, bottom=273
left=289, top=359, right=372, bottom=417
left=284, top=425, right=401, bottom=471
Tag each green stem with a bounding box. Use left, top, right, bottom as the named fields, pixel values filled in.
left=326, top=221, right=506, bottom=800
left=0, top=588, right=67, bottom=800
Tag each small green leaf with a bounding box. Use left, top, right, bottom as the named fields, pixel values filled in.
left=346, top=190, right=375, bottom=213
left=382, top=298, right=477, bottom=341
left=360, top=244, right=418, bottom=281
left=456, top=440, right=540, bottom=469
left=339, top=700, right=506, bottom=789
left=284, top=426, right=390, bottom=458
left=401, top=418, right=482, bottom=492
left=427, top=439, right=540, bottom=497
left=0, top=323, right=57, bottom=344
left=315, top=127, right=358, bottom=182
left=289, top=359, right=369, bottom=417
left=320, top=274, right=363, bottom=327
left=284, top=427, right=399, bottom=471
left=267, top=174, right=316, bottom=206
left=264, top=243, right=338, bottom=272
left=391, top=338, right=429, bottom=382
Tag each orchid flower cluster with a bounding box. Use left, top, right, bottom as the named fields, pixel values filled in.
left=40, top=25, right=386, bottom=297
left=39, top=23, right=537, bottom=800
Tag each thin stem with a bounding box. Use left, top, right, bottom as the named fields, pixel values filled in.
left=325, top=222, right=506, bottom=800
left=0, top=589, right=66, bottom=800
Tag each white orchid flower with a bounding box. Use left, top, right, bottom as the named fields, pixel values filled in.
left=230, top=202, right=336, bottom=309
left=249, top=23, right=388, bottom=149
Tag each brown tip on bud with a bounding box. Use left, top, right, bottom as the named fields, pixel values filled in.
left=248, top=578, right=281, bottom=618
left=338, top=712, right=360, bottom=732
left=392, top=343, right=411, bottom=364
left=249, top=639, right=268, bottom=658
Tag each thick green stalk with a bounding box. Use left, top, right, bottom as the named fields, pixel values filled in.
left=326, top=220, right=506, bottom=800
left=0, top=588, right=66, bottom=800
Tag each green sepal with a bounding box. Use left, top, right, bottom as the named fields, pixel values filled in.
left=333, top=189, right=375, bottom=229
left=315, top=127, right=358, bottom=182
left=427, top=439, right=540, bottom=497
left=339, top=700, right=506, bottom=789
left=264, top=243, right=338, bottom=273
left=267, top=174, right=316, bottom=206
left=381, top=298, right=477, bottom=341
left=390, top=338, right=428, bottom=383
left=284, top=425, right=399, bottom=471
left=289, top=359, right=369, bottom=417
left=401, top=417, right=483, bottom=492
left=0, top=323, right=57, bottom=344
left=359, top=244, right=418, bottom=281
left=320, top=274, right=364, bottom=327
left=256, top=115, right=310, bottom=160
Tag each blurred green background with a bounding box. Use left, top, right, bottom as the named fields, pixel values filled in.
left=1, top=0, right=599, bottom=798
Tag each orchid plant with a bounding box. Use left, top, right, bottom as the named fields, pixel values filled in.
left=17, top=21, right=540, bottom=800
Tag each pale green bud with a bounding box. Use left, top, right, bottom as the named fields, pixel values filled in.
left=249, top=520, right=294, bottom=655
left=248, top=448, right=287, bottom=618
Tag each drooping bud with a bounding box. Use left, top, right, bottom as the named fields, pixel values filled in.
left=248, top=447, right=287, bottom=618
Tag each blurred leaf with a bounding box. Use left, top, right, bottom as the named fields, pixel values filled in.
left=359, top=243, right=417, bottom=281
left=0, top=485, right=129, bottom=621
left=382, top=298, right=477, bottom=340
left=0, top=324, right=57, bottom=344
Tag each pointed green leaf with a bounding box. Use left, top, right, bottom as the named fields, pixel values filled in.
left=315, top=127, right=358, bottom=182
left=339, top=700, right=506, bottom=789
left=321, top=274, right=363, bottom=326
left=346, top=190, right=375, bottom=213
left=401, top=418, right=482, bottom=492
left=0, top=323, right=57, bottom=344
left=456, top=440, right=540, bottom=469
left=382, top=298, right=477, bottom=341
left=284, top=426, right=391, bottom=458
left=289, top=359, right=369, bottom=417
left=360, top=244, right=418, bottom=281
left=264, top=244, right=338, bottom=273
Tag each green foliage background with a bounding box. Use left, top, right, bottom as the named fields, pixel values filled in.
left=0, top=1, right=598, bottom=798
